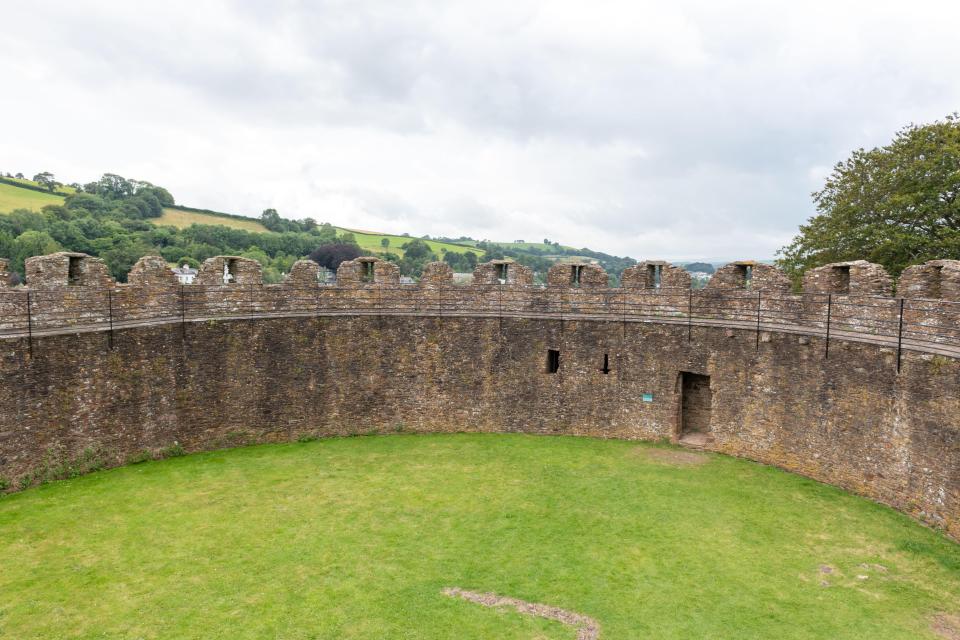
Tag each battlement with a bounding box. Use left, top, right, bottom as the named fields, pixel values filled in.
left=2, top=253, right=960, bottom=360
left=1, top=252, right=958, bottom=541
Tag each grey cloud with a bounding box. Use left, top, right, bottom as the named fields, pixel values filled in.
left=3, top=0, right=960, bottom=260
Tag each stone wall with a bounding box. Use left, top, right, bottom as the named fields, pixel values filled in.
left=336, top=256, right=400, bottom=285
left=803, top=260, right=893, bottom=296
left=472, top=260, right=534, bottom=285
left=127, top=255, right=179, bottom=288
left=196, top=256, right=263, bottom=286
left=899, top=259, right=960, bottom=301
left=707, top=261, right=792, bottom=292
left=25, top=252, right=114, bottom=289
left=546, top=262, right=609, bottom=288
left=0, top=315, right=956, bottom=540
left=284, top=260, right=322, bottom=287
left=621, top=261, right=691, bottom=289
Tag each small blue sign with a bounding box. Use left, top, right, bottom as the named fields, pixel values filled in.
left=642, top=393, right=654, bottom=403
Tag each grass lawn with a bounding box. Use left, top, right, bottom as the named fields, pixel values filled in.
left=0, top=434, right=958, bottom=639
left=0, top=182, right=64, bottom=213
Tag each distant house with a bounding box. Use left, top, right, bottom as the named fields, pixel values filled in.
left=400, top=276, right=416, bottom=285
left=171, top=264, right=198, bottom=285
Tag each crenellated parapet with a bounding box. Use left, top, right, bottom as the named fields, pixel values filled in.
left=284, top=260, right=323, bottom=286
left=898, top=259, right=960, bottom=300
left=127, top=255, right=179, bottom=288
left=196, top=256, right=263, bottom=286
left=337, top=256, right=400, bottom=285
left=621, top=261, right=691, bottom=290
left=707, top=261, right=791, bottom=293
left=546, top=262, right=608, bottom=288
left=0, top=259, right=11, bottom=289
left=802, top=260, right=893, bottom=297
left=419, top=261, right=453, bottom=287
left=25, top=252, right=114, bottom=289
left=472, top=260, right=533, bottom=286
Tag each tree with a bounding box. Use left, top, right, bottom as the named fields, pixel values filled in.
left=308, top=243, right=362, bottom=271
left=777, top=114, right=960, bottom=282
left=13, top=230, right=61, bottom=274
left=398, top=239, right=436, bottom=277
left=32, top=172, right=58, bottom=192
left=381, top=237, right=390, bottom=249
left=260, top=208, right=283, bottom=231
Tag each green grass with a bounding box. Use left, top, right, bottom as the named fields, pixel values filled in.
left=0, top=434, right=957, bottom=639
left=156, top=207, right=272, bottom=233
left=336, top=229, right=484, bottom=259
left=0, top=177, right=76, bottom=195
left=154, top=207, right=484, bottom=258
left=0, top=182, right=65, bottom=213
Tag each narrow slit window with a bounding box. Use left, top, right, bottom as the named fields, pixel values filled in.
left=647, top=264, right=662, bottom=289
left=361, top=261, right=375, bottom=283
left=67, top=256, right=82, bottom=286
left=833, top=265, right=850, bottom=294
left=931, top=265, right=944, bottom=299
left=225, top=258, right=238, bottom=284
left=547, top=349, right=560, bottom=374
left=571, top=265, right=583, bottom=287
left=496, top=263, right=508, bottom=283
left=601, top=353, right=610, bottom=374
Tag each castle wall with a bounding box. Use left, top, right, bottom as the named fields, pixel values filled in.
left=0, top=315, right=957, bottom=539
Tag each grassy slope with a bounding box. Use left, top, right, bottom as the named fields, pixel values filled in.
left=0, top=433, right=957, bottom=639
left=0, top=182, right=489, bottom=259
left=0, top=182, right=64, bottom=213
left=155, top=206, right=484, bottom=258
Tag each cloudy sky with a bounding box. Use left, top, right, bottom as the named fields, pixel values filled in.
left=2, top=1, right=959, bottom=260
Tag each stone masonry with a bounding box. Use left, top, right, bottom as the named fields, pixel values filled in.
left=546, top=262, right=608, bottom=288
left=803, top=260, right=893, bottom=296
left=336, top=256, right=400, bottom=285
left=899, top=259, right=960, bottom=301
left=25, top=252, right=114, bottom=289
left=621, top=261, right=691, bottom=289
left=472, top=260, right=534, bottom=285
left=707, top=261, right=792, bottom=292
left=0, top=252, right=958, bottom=542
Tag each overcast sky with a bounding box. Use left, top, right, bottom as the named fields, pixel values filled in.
left=2, top=1, right=959, bottom=260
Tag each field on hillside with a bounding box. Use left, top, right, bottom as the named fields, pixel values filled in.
left=156, top=207, right=271, bottom=233
left=154, top=207, right=484, bottom=258
left=339, top=229, right=484, bottom=259
left=1, top=433, right=958, bottom=639
left=0, top=177, right=76, bottom=195
left=0, top=182, right=65, bottom=213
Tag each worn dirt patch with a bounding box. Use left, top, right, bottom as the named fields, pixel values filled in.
left=443, top=587, right=600, bottom=640
left=932, top=613, right=960, bottom=640
left=633, top=447, right=709, bottom=467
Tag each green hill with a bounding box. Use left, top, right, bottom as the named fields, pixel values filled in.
left=0, top=176, right=635, bottom=280
left=0, top=182, right=64, bottom=212
left=155, top=207, right=484, bottom=258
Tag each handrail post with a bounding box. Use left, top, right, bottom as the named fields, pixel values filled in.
left=896, top=297, right=905, bottom=373
left=107, top=289, right=114, bottom=350
left=180, top=284, right=186, bottom=340
left=25, top=290, right=33, bottom=357
left=824, top=294, right=832, bottom=359
left=755, top=290, right=762, bottom=351
left=687, top=288, right=692, bottom=342
left=438, top=283, right=443, bottom=317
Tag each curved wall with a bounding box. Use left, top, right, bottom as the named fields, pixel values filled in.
left=0, top=314, right=957, bottom=539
